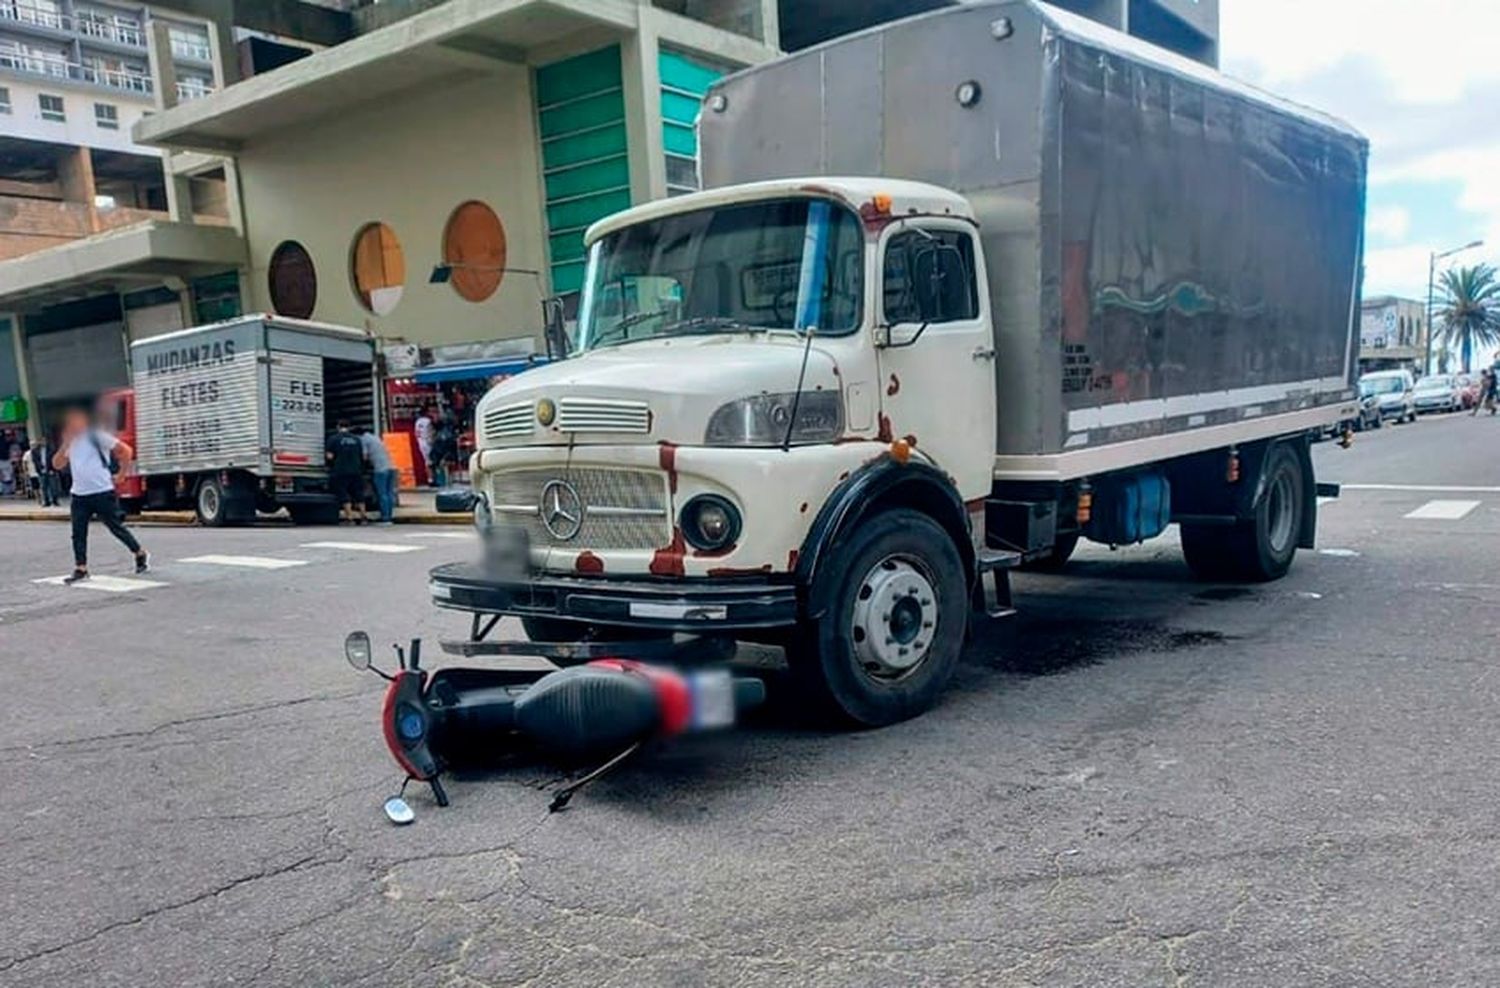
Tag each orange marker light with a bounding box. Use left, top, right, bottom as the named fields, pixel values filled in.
left=872, top=193, right=893, bottom=215
left=1077, top=489, right=1093, bottom=525
left=890, top=438, right=912, bottom=464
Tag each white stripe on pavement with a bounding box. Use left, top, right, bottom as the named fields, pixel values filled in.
left=179, top=555, right=309, bottom=570
left=402, top=532, right=473, bottom=540
left=1404, top=500, right=1481, bottom=520
left=300, top=541, right=424, bottom=554
left=1344, top=484, right=1500, bottom=493
left=1317, top=496, right=1337, bottom=506
left=33, top=574, right=167, bottom=593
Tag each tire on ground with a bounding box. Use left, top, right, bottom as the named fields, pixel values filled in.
left=1181, top=443, right=1304, bottom=583
left=787, top=507, right=967, bottom=727
left=196, top=477, right=227, bottom=527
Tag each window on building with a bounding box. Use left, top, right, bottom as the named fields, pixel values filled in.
left=168, top=24, right=212, bottom=62
left=76, top=6, right=144, bottom=45
left=442, top=201, right=508, bottom=303
left=94, top=102, right=118, bottom=129
left=268, top=241, right=317, bottom=319
left=0, top=87, right=10, bottom=115
left=350, top=222, right=406, bottom=316
left=38, top=93, right=64, bottom=122
left=659, top=49, right=728, bottom=196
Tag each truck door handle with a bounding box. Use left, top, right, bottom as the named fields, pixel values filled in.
left=972, top=346, right=996, bottom=361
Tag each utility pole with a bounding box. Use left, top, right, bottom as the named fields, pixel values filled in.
left=1425, top=240, right=1485, bottom=375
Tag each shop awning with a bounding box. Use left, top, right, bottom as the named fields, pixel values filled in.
left=410, top=356, right=547, bottom=384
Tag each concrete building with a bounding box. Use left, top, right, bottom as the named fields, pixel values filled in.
left=1359, top=296, right=1428, bottom=375
left=0, top=0, right=245, bottom=436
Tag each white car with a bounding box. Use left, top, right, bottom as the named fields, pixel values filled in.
left=1359, top=370, right=1417, bottom=423
left=1413, top=374, right=1462, bottom=414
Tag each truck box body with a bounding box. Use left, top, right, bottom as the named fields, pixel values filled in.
left=130, top=315, right=376, bottom=478
left=700, top=0, right=1367, bottom=476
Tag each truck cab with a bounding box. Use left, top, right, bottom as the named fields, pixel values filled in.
left=435, top=179, right=997, bottom=725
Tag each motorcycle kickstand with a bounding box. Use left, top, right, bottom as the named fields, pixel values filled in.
left=548, top=741, right=643, bottom=813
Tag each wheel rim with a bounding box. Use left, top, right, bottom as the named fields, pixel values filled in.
left=200, top=484, right=220, bottom=520
left=1266, top=469, right=1296, bottom=555
left=850, top=554, right=940, bottom=682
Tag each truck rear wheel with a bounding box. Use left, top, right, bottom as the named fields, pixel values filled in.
left=196, top=478, right=227, bottom=527
left=1181, top=444, right=1304, bottom=583
left=788, top=508, right=967, bottom=727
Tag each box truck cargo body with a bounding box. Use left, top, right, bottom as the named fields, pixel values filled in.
left=701, top=0, right=1366, bottom=476
left=429, top=0, right=1367, bottom=727
left=123, top=315, right=377, bottom=525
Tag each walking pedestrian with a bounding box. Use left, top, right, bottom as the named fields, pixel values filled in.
left=414, top=405, right=436, bottom=487
left=23, top=440, right=39, bottom=500
left=325, top=419, right=368, bottom=525
left=53, top=406, right=149, bottom=584
left=31, top=438, right=58, bottom=506
left=360, top=427, right=398, bottom=525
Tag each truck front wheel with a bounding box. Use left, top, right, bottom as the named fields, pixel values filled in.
left=196, top=478, right=227, bottom=527
left=1181, top=444, right=1304, bottom=583
left=789, top=508, right=967, bottom=727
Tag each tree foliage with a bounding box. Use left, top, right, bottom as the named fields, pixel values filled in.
left=1437, top=263, right=1500, bottom=373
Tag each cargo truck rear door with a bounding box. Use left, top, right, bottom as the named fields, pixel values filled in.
left=876, top=222, right=996, bottom=498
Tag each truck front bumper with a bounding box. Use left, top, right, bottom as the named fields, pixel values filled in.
left=428, top=562, right=800, bottom=633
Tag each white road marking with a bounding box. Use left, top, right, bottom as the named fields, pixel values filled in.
left=1404, top=500, right=1481, bottom=520
left=1319, top=548, right=1361, bottom=557
left=402, top=532, right=472, bottom=540
left=33, top=574, right=167, bottom=593
left=1343, top=483, right=1500, bottom=493
left=179, top=554, right=310, bottom=570
left=1317, top=496, right=1337, bottom=506
left=300, top=541, right=424, bottom=554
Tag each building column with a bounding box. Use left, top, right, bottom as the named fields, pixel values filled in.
left=759, top=0, right=781, bottom=49
left=56, top=147, right=100, bottom=233
left=11, top=315, right=41, bottom=440
left=622, top=17, right=667, bottom=203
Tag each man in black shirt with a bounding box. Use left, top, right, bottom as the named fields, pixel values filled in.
left=325, top=420, right=368, bottom=525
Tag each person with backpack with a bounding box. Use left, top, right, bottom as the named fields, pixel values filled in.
left=52, top=406, right=149, bottom=584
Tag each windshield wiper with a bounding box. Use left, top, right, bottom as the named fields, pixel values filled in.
left=589, top=314, right=756, bottom=350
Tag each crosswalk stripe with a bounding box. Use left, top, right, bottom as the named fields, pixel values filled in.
left=1404, top=499, right=1481, bottom=520
left=179, top=555, right=309, bottom=570
left=300, top=541, right=424, bottom=554
left=33, top=574, right=167, bottom=593
left=402, top=532, right=472, bottom=540
left=1344, top=484, right=1500, bottom=493
left=1317, top=496, right=1337, bottom=506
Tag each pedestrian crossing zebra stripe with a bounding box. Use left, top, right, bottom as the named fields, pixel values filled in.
left=1404, top=500, right=1481, bottom=520
left=299, top=541, right=425, bottom=554
left=179, top=555, right=310, bottom=570
left=33, top=574, right=167, bottom=593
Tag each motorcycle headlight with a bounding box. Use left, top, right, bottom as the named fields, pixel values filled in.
left=705, top=392, right=844, bottom=447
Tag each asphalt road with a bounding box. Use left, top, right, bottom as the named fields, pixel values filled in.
left=3, top=411, right=1499, bottom=987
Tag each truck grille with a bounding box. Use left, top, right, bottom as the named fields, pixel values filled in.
left=557, top=398, right=651, bottom=434
left=483, top=401, right=533, bottom=442
left=489, top=467, right=669, bottom=551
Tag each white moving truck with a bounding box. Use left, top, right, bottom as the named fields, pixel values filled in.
left=120, top=315, right=377, bottom=525
left=429, top=1, right=1366, bottom=726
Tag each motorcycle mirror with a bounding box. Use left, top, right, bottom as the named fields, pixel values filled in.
left=383, top=796, right=415, bottom=825
left=344, top=631, right=373, bottom=671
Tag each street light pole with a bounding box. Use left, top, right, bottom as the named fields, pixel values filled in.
left=1424, top=239, right=1485, bottom=375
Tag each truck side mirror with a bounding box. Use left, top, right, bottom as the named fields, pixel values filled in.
left=541, top=297, right=569, bottom=361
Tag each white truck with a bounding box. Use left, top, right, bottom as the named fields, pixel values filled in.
left=429, top=1, right=1366, bottom=726
left=118, top=315, right=378, bottom=525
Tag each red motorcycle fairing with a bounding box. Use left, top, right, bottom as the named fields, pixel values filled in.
left=381, top=670, right=440, bottom=781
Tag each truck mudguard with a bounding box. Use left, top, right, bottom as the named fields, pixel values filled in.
left=795, top=458, right=975, bottom=596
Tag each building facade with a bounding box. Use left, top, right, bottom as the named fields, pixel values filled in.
left=1359, top=296, right=1428, bottom=375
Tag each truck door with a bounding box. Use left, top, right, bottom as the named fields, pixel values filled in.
left=875, top=221, right=997, bottom=499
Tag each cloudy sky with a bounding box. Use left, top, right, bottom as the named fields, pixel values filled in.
left=1221, top=0, right=1499, bottom=301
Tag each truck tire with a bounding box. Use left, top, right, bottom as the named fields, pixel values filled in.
left=196, top=478, right=228, bottom=527
left=1020, top=532, right=1079, bottom=573
left=1181, top=444, right=1304, bottom=583
left=788, top=508, right=967, bottom=727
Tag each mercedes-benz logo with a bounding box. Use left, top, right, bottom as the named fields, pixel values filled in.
left=539, top=479, right=584, bottom=541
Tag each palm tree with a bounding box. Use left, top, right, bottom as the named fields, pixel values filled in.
left=1436, top=263, right=1500, bottom=373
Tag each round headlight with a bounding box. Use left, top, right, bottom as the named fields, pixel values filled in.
left=536, top=398, right=556, bottom=426
left=681, top=495, right=742, bottom=552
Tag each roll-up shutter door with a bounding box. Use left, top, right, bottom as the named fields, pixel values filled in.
left=27, top=323, right=128, bottom=401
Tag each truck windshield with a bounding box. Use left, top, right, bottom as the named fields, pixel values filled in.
left=576, top=197, right=864, bottom=351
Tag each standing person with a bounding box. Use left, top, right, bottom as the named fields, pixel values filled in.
left=414, top=404, right=435, bottom=486
left=52, top=406, right=149, bottom=584
left=360, top=427, right=398, bottom=525
left=1473, top=370, right=1492, bottom=416
left=31, top=437, right=58, bottom=506
left=22, top=440, right=40, bottom=500
left=325, top=419, right=368, bottom=525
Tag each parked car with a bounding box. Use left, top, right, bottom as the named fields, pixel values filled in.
left=1413, top=374, right=1463, bottom=414
left=1359, top=370, right=1417, bottom=424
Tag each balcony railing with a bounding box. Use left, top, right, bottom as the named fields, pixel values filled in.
left=0, top=47, right=154, bottom=93
left=176, top=78, right=213, bottom=101
left=0, top=1, right=66, bottom=32
left=170, top=39, right=211, bottom=62
left=77, top=17, right=146, bottom=48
